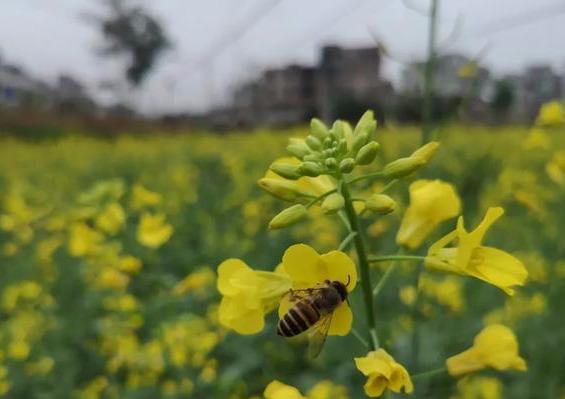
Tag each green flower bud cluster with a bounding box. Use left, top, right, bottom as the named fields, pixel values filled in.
left=285, top=111, right=380, bottom=177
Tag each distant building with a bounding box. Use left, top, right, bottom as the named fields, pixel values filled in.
left=401, top=54, right=492, bottom=99
left=53, top=75, right=97, bottom=114
left=316, top=45, right=392, bottom=122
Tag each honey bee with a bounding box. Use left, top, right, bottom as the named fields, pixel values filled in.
left=277, top=276, right=350, bottom=357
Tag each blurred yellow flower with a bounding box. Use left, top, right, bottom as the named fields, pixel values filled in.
left=174, top=267, right=215, bottom=296
left=264, top=380, right=306, bottom=399
left=523, top=128, right=550, bottom=150
left=354, top=349, right=413, bottom=397
left=130, top=184, right=162, bottom=210
left=117, top=255, right=143, bottom=274
left=136, top=213, right=173, bottom=248
left=278, top=244, right=357, bottom=336
left=307, top=380, right=349, bottom=399
left=396, top=180, right=461, bottom=250
left=447, top=324, right=526, bottom=377
left=95, top=202, right=125, bottom=235
left=535, top=100, right=565, bottom=127
left=68, top=223, right=103, bottom=257
left=425, top=207, right=527, bottom=295
left=97, top=268, right=130, bottom=291
left=546, top=150, right=565, bottom=185
left=451, top=376, right=503, bottom=399
left=217, top=259, right=292, bottom=334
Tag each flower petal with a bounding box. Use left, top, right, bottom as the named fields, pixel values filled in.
left=217, top=259, right=250, bottom=295
left=328, top=302, right=352, bottom=336
left=282, top=244, right=325, bottom=288
left=467, top=247, right=528, bottom=295
left=218, top=296, right=264, bottom=335
left=320, top=250, right=357, bottom=291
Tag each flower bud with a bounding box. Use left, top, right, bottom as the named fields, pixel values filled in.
left=310, top=118, right=329, bottom=140
left=325, top=157, right=337, bottom=169
left=287, top=142, right=310, bottom=159
left=303, top=153, right=323, bottom=162
left=269, top=162, right=301, bottom=180
left=382, top=157, right=426, bottom=179
left=351, top=131, right=369, bottom=155
left=365, top=194, right=396, bottom=214
left=355, top=141, right=380, bottom=165
left=257, top=178, right=302, bottom=201
left=323, top=137, right=333, bottom=148
left=269, top=204, right=308, bottom=229
left=354, top=110, right=377, bottom=137
left=411, top=141, right=440, bottom=164
left=336, top=139, right=348, bottom=156
left=305, top=135, right=322, bottom=151
left=321, top=193, right=345, bottom=214
left=299, top=161, right=324, bottom=177
left=331, top=121, right=345, bottom=140
left=339, top=158, right=356, bottom=173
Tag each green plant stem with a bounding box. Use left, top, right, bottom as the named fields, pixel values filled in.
left=347, top=171, right=384, bottom=185
left=422, top=0, right=439, bottom=144
left=368, top=255, right=426, bottom=263
left=338, top=232, right=357, bottom=251
left=372, top=248, right=405, bottom=298
left=411, top=367, right=446, bottom=380
left=351, top=327, right=369, bottom=348
left=340, top=181, right=379, bottom=350
left=305, top=188, right=337, bottom=208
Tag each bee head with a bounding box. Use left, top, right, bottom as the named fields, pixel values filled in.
left=331, top=280, right=348, bottom=301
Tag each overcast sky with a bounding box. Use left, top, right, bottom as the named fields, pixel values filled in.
left=1, top=0, right=565, bottom=114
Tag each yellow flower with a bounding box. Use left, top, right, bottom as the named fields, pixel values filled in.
left=447, top=324, right=527, bottom=377
left=523, top=128, right=550, bottom=150
left=425, top=207, right=527, bottom=295
left=95, top=202, right=126, bottom=234
left=354, top=349, right=413, bottom=397
left=546, top=150, right=565, bottom=185
left=278, top=244, right=357, bottom=336
left=174, top=268, right=215, bottom=296
left=307, top=380, right=349, bottom=399
left=136, top=213, right=173, bottom=248
left=68, top=223, right=103, bottom=257
left=217, top=259, right=292, bottom=335
left=535, top=100, right=565, bottom=127
left=452, top=376, right=503, bottom=399
left=396, top=180, right=461, bottom=249
left=97, top=268, right=130, bottom=290
left=264, top=380, right=306, bottom=399
left=130, top=184, right=162, bottom=210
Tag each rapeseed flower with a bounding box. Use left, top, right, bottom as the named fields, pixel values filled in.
left=130, top=184, right=162, bottom=210
left=535, top=100, right=565, bottom=127
left=452, top=376, right=503, bottom=399
left=425, top=207, right=527, bottom=295
left=136, top=212, right=173, bottom=248
left=217, top=259, right=292, bottom=334
left=278, top=244, right=357, bottom=335
left=264, top=380, right=306, bottom=399
left=447, top=324, right=526, bottom=377
left=95, top=202, right=126, bottom=234
left=396, top=180, right=461, bottom=249
left=354, top=349, right=413, bottom=397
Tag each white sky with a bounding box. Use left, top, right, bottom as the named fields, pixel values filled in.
left=1, top=0, right=564, bottom=114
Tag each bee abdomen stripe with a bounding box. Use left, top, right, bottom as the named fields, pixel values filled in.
left=296, top=301, right=319, bottom=324
left=288, top=308, right=309, bottom=331
left=281, top=316, right=301, bottom=336
left=277, top=318, right=293, bottom=336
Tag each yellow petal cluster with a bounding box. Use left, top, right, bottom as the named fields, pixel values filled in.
left=217, top=259, right=291, bottom=335
left=447, top=324, right=527, bottom=377
left=354, top=349, right=413, bottom=397
left=535, top=100, right=565, bottom=127
left=136, top=213, right=173, bottom=248
left=396, top=180, right=461, bottom=249
left=264, top=380, right=306, bottom=399
left=425, top=207, right=528, bottom=295
left=278, top=244, right=357, bottom=336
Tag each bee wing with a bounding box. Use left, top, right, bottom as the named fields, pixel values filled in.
left=307, top=311, right=333, bottom=358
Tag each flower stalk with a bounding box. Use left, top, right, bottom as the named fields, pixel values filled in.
left=340, top=180, right=379, bottom=349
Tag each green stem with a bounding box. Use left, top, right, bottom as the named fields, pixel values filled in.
left=347, top=171, right=384, bottom=185
left=340, top=181, right=379, bottom=350
left=338, top=232, right=357, bottom=251
left=422, top=0, right=439, bottom=144
left=372, top=259, right=398, bottom=298
left=411, top=367, right=446, bottom=380
left=305, top=188, right=337, bottom=209
left=351, top=327, right=369, bottom=348
left=368, top=255, right=426, bottom=263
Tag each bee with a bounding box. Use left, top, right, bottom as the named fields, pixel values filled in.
left=277, top=276, right=350, bottom=358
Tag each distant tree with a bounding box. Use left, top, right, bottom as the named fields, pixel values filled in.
left=491, top=79, right=514, bottom=114
left=94, top=0, right=170, bottom=87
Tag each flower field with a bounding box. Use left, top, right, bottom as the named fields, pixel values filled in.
left=0, top=113, right=564, bottom=398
